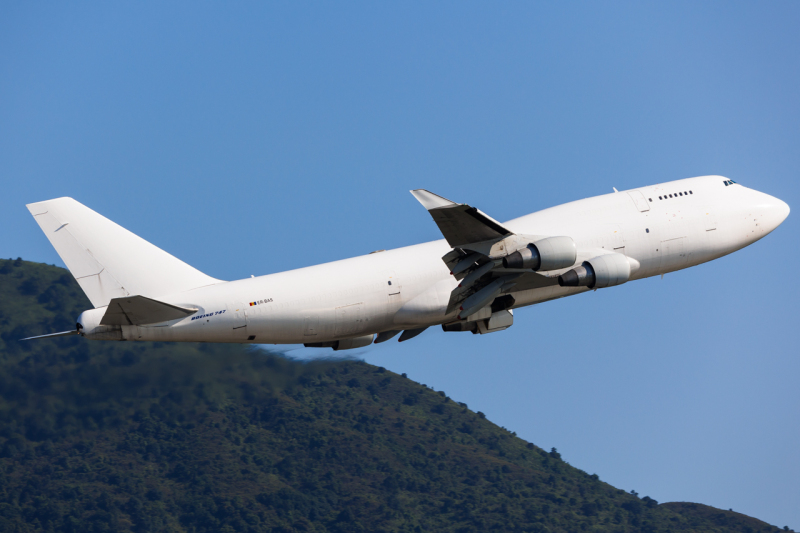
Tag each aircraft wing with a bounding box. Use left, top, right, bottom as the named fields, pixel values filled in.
left=411, top=189, right=551, bottom=315
left=409, top=190, right=512, bottom=249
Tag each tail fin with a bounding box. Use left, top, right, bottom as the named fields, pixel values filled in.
left=26, top=198, right=221, bottom=308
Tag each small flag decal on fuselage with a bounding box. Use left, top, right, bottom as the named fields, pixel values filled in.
left=249, top=298, right=273, bottom=307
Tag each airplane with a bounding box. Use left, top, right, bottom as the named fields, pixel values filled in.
left=24, top=175, right=789, bottom=350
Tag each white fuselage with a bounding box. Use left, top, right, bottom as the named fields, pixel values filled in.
left=77, top=176, right=789, bottom=345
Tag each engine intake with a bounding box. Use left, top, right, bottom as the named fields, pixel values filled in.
left=503, top=236, right=577, bottom=271
left=558, top=253, right=631, bottom=289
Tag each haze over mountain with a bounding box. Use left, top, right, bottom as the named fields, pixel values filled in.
left=0, top=258, right=792, bottom=532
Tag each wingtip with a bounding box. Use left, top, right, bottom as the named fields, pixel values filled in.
left=26, top=197, right=78, bottom=214
left=410, top=189, right=457, bottom=211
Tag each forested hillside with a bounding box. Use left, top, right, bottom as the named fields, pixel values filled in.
left=0, top=258, right=791, bottom=532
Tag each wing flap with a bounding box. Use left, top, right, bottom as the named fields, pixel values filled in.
left=101, top=295, right=197, bottom=326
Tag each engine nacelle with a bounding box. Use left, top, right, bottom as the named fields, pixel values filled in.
left=558, top=253, right=631, bottom=289
left=503, top=236, right=577, bottom=271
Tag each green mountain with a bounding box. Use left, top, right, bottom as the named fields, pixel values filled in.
left=0, top=258, right=792, bottom=533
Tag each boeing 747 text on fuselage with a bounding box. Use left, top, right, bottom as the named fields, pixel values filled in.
left=25, top=176, right=789, bottom=349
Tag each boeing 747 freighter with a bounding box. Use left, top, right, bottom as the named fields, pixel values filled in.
left=24, top=176, right=789, bottom=350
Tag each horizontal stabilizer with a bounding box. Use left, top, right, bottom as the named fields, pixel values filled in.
left=101, top=295, right=197, bottom=326
left=410, top=189, right=511, bottom=248
left=21, top=330, right=79, bottom=341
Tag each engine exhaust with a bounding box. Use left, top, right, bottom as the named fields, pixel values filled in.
left=558, top=263, right=596, bottom=288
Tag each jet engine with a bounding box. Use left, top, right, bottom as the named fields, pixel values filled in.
left=503, top=236, right=577, bottom=271
left=557, top=253, right=631, bottom=289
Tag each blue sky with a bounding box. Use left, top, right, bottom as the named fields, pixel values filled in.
left=2, top=2, right=798, bottom=528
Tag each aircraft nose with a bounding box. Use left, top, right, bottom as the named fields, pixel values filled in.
left=757, top=192, right=790, bottom=232
left=775, top=197, right=790, bottom=223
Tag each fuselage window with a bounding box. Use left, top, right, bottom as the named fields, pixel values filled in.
left=679, top=192, right=683, bottom=196
left=646, top=228, right=649, bottom=233
left=659, top=196, right=663, bottom=200
left=724, top=181, right=729, bottom=186
left=669, top=194, right=673, bottom=198
left=648, top=198, right=652, bottom=202
left=689, top=190, right=693, bottom=194
left=684, top=191, right=688, bottom=195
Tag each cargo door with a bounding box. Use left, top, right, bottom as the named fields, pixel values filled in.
left=227, top=302, right=250, bottom=340
left=627, top=191, right=651, bottom=212
left=660, top=237, right=688, bottom=270
left=704, top=208, right=717, bottom=232
left=386, top=271, right=401, bottom=297
left=335, top=303, right=364, bottom=336
left=595, top=224, right=626, bottom=256
left=303, top=315, right=319, bottom=337
left=383, top=270, right=402, bottom=318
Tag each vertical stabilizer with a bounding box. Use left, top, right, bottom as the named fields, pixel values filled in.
left=26, top=198, right=221, bottom=307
